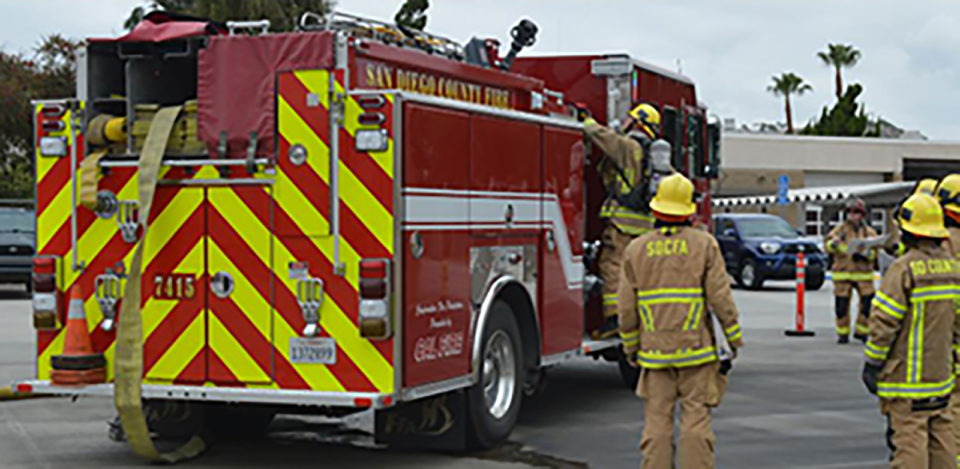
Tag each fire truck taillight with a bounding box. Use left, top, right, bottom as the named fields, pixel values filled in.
left=358, top=259, right=391, bottom=339
left=355, top=108, right=388, bottom=152
left=32, top=257, right=60, bottom=330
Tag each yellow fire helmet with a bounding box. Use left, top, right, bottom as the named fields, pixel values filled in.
left=628, top=103, right=661, bottom=139
left=650, top=173, right=697, bottom=217
left=898, top=193, right=949, bottom=239
left=935, top=174, right=960, bottom=215
left=914, top=178, right=938, bottom=196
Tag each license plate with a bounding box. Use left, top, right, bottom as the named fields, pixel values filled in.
left=289, top=337, right=337, bottom=365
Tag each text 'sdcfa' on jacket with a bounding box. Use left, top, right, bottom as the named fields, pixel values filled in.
left=825, top=221, right=879, bottom=282
left=582, top=118, right=653, bottom=235
left=616, top=226, right=744, bottom=368
left=864, top=244, right=960, bottom=399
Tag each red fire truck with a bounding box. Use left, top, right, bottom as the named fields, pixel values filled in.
left=16, top=11, right=719, bottom=453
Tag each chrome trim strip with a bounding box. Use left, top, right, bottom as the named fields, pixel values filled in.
left=347, top=90, right=583, bottom=131
left=399, top=375, right=474, bottom=402
left=69, top=101, right=80, bottom=271
left=541, top=349, right=579, bottom=367
left=100, top=158, right=271, bottom=168
left=14, top=380, right=392, bottom=409
left=156, top=178, right=274, bottom=186
left=393, top=92, right=404, bottom=393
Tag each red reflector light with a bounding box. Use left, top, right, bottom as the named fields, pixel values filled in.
left=41, top=104, right=65, bottom=117
left=42, top=120, right=66, bottom=133
left=382, top=396, right=393, bottom=406
left=15, top=383, right=32, bottom=394
left=354, top=397, right=373, bottom=408
left=360, top=278, right=386, bottom=299
left=360, top=260, right=387, bottom=279
left=33, top=258, right=55, bottom=275
left=357, top=112, right=386, bottom=126
left=357, top=96, right=386, bottom=109
left=33, top=275, right=55, bottom=293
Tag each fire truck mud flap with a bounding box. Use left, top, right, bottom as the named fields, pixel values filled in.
left=374, top=390, right=470, bottom=450
left=113, top=104, right=207, bottom=462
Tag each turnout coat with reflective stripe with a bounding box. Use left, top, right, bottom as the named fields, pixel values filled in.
left=825, top=221, right=878, bottom=281
left=583, top=119, right=654, bottom=235
left=617, top=226, right=744, bottom=369
left=864, top=243, right=960, bottom=399
left=941, top=226, right=960, bottom=376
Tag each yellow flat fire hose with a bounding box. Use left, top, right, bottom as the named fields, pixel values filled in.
left=113, top=105, right=206, bottom=462
left=79, top=151, right=107, bottom=210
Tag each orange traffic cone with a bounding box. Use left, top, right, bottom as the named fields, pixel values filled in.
left=51, top=284, right=106, bottom=385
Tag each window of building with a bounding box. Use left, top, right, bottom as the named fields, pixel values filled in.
left=805, top=205, right=823, bottom=236
left=870, top=208, right=886, bottom=235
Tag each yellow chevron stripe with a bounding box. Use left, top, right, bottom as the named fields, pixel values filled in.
left=207, top=234, right=343, bottom=391
left=210, top=188, right=392, bottom=392
left=292, top=70, right=330, bottom=108
left=36, top=106, right=80, bottom=252
left=207, top=309, right=272, bottom=385
left=63, top=167, right=174, bottom=289
left=38, top=178, right=204, bottom=381
left=145, top=312, right=204, bottom=383
left=277, top=95, right=393, bottom=251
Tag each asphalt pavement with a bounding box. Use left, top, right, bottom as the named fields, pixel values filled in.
left=0, top=281, right=891, bottom=468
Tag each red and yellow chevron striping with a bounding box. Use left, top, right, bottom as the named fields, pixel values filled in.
left=35, top=69, right=397, bottom=397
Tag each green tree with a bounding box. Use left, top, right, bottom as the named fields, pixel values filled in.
left=767, top=72, right=813, bottom=134
left=125, top=0, right=332, bottom=32
left=395, top=0, right=429, bottom=31
left=817, top=43, right=861, bottom=100
left=0, top=35, right=80, bottom=199
left=801, top=83, right=878, bottom=137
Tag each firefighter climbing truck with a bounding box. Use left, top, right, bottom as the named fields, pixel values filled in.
left=16, top=11, right=720, bottom=450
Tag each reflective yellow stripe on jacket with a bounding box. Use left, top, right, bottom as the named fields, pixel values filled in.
left=832, top=271, right=875, bottom=282
left=637, top=346, right=717, bottom=369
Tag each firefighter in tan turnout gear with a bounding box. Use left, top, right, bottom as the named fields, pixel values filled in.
left=617, top=173, right=744, bottom=469
left=825, top=198, right=879, bottom=343
left=933, top=174, right=960, bottom=469
left=583, top=102, right=675, bottom=339
left=861, top=193, right=960, bottom=469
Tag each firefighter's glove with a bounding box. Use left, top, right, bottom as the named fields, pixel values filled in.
left=853, top=253, right=870, bottom=263
left=719, top=359, right=733, bottom=376
left=861, top=362, right=881, bottom=395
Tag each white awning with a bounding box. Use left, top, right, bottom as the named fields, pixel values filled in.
left=712, top=181, right=915, bottom=208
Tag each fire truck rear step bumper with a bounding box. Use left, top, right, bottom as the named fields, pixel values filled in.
left=12, top=380, right=394, bottom=409
left=581, top=337, right=620, bottom=355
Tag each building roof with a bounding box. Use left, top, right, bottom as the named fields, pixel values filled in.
left=713, top=181, right=914, bottom=208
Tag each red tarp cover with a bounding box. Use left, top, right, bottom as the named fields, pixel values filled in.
left=89, top=12, right=223, bottom=43
left=197, top=33, right=335, bottom=157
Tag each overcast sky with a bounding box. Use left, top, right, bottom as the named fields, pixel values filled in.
left=2, top=0, right=959, bottom=139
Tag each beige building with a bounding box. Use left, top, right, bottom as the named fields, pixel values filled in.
left=714, top=133, right=960, bottom=236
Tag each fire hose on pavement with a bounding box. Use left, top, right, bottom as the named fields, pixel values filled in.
left=108, top=105, right=207, bottom=462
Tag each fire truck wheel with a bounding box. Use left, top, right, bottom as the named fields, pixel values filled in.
left=467, top=300, right=524, bottom=449
left=616, top=349, right=640, bottom=390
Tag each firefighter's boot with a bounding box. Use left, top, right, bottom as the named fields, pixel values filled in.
left=592, top=316, right=619, bottom=340
left=854, top=294, right=873, bottom=343
left=835, top=296, right=851, bottom=344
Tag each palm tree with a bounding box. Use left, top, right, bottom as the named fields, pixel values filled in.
left=817, top=43, right=861, bottom=100
left=767, top=72, right=812, bottom=134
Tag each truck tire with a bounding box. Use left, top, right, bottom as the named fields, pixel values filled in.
left=467, top=300, right=524, bottom=449
left=739, top=258, right=764, bottom=290
left=617, top=348, right=640, bottom=391
left=805, top=269, right=825, bottom=291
